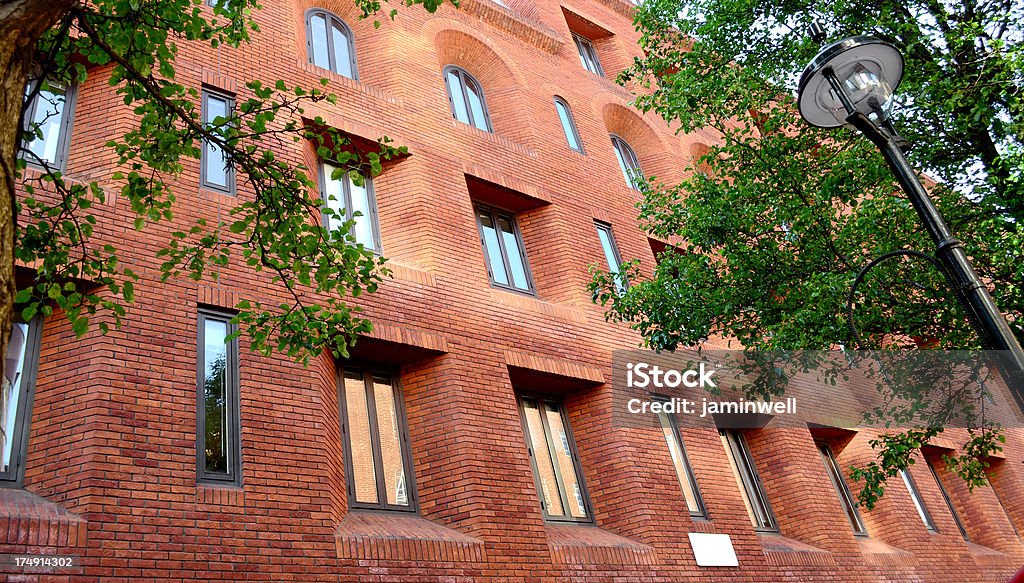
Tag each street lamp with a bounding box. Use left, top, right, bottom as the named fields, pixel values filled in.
left=796, top=26, right=1024, bottom=410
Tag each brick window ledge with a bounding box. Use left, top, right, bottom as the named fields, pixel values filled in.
left=0, top=488, right=87, bottom=550
left=967, top=541, right=1015, bottom=567
left=759, top=533, right=836, bottom=567
left=545, top=523, right=656, bottom=565
left=335, top=511, right=485, bottom=562
left=857, top=536, right=918, bottom=568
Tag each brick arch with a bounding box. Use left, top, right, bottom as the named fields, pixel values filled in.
left=291, top=1, right=382, bottom=82
left=598, top=101, right=678, bottom=183
left=428, top=23, right=536, bottom=144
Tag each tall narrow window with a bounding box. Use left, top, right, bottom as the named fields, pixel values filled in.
left=305, top=9, right=357, bottom=79
left=927, top=457, right=969, bottom=541
left=21, top=81, right=76, bottom=171
left=320, top=162, right=381, bottom=253
left=1, top=320, right=41, bottom=487
left=553, top=97, right=584, bottom=153
left=518, top=396, right=591, bottom=522
left=818, top=443, right=867, bottom=535
left=720, top=429, right=777, bottom=531
left=610, top=134, right=643, bottom=190
left=201, top=89, right=235, bottom=194
left=443, top=66, right=492, bottom=132
left=900, top=468, right=936, bottom=531
left=654, top=399, right=706, bottom=518
left=984, top=473, right=1019, bottom=538
left=197, top=310, right=241, bottom=485
left=595, top=221, right=627, bottom=294
left=338, top=368, right=416, bottom=511
left=572, top=32, right=604, bottom=77
left=475, top=204, right=534, bottom=294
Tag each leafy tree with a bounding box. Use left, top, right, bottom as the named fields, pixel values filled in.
left=0, top=0, right=451, bottom=377
left=593, top=0, right=1023, bottom=506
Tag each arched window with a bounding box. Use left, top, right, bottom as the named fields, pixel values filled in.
left=553, top=97, right=583, bottom=153
left=306, top=9, right=357, bottom=79
left=443, top=66, right=492, bottom=132
left=610, top=134, right=642, bottom=190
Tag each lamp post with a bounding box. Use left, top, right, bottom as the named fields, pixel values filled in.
left=796, top=27, right=1024, bottom=410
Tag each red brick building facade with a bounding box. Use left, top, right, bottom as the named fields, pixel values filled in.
left=4, top=0, right=1024, bottom=580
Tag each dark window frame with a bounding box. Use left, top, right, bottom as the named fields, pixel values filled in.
left=0, top=318, right=43, bottom=488
left=571, top=32, right=604, bottom=77
left=720, top=429, right=778, bottom=532
left=609, top=134, right=642, bottom=190
left=817, top=442, right=868, bottom=536
left=200, top=88, right=236, bottom=195
left=318, top=161, right=382, bottom=254
left=304, top=9, right=359, bottom=80
left=516, top=394, right=594, bottom=524
left=473, top=203, right=536, bottom=296
left=652, top=395, right=707, bottom=519
left=594, top=220, right=627, bottom=294
left=196, top=308, right=242, bottom=486
left=337, top=365, right=418, bottom=513
left=926, top=456, right=970, bottom=541
left=20, top=80, right=77, bottom=172
left=553, top=96, right=584, bottom=154
left=442, top=65, right=493, bottom=133
left=900, top=468, right=937, bottom=532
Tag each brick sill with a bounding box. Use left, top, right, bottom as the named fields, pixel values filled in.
left=0, top=488, right=86, bottom=549
left=459, top=0, right=563, bottom=54
left=758, top=533, right=835, bottom=567
left=857, top=536, right=917, bottom=568
left=966, top=541, right=1014, bottom=567
left=335, top=511, right=485, bottom=562
left=545, top=523, right=656, bottom=565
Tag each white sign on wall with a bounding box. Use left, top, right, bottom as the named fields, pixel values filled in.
left=687, top=532, right=739, bottom=567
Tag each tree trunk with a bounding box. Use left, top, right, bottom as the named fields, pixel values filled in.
left=0, top=0, right=76, bottom=381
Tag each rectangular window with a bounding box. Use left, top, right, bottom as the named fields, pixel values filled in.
left=201, top=88, right=235, bottom=194
left=320, top=162, right=382, bottom=253
left=21, top=81, right=76, bottom=171
left=926, top=457, right=969, bottom=541
left=900, top=468, right=936, bottom=531
left=339, top=368, right=416, bottom=511
left=595, top=221, right=627, bottom=294
left=654, top=399, right=706, bottom=518
left=197, top=310, right=241, bottom=485
left=1, top=320, right=41, bottom=487
left=818, top=443, right=867, bottom=535
left=518, top=396, right=591, bottom=522
left=572, top=33, right=604, bottom=77
left=720, top=429, right=777, bottom=531
left=475, top=204, right=534, bottom=295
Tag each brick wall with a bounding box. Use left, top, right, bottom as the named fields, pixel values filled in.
left=4, top=0, right=1023, bottom=581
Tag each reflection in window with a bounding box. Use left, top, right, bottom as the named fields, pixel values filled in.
left=655, top=402, right=706, bottom=517
left=201, top=89, right=235, bottom=193
left=197, top=311, right=241, bottom=484
left=475, top=205, right=534, bottom=294
left=2, top=322, right=38, bottom=484
left=720, top=429, right=777, bottom=531
left=572, top=32, right=604, bottom=76
left=595, top=221, right=627, bottom=294
left=443, top=66, right=492, bottom=132
left=340, top=369, right=415, bottom=511
left=21, top=81, right=75, bottom=170
left=818, top=443, right=867, bottom=535
left=927, top=457, right=970, bottom=541
left=610, top=134, right=643, bottom=190
left=553, top=97, right=584, bottom=153
left=306, top=10, right=357, bottom=79
left=900, top=468, right=936, bottom=531
left=321, top=162, right=381, bottom=252
left=519, top=396, right=591, bottom=522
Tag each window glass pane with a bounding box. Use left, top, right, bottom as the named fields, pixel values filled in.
left=612, top=138, right=641, bottom=190
left=347, top=173, right=376, bottom=249
left=1, top=323, right=29, bottom=473
left=544, top=403, right=587, bottom=519
left=309, top=14, right=330, bottom=70
left=555, top=100, right=580, bottom=151
left=25, top=85, right=67, bottom=166
left=901, top=469, right=934, bottom=530
left=203, top=94, right=230, bottom=189
left=819, top=444, right=866, bottom=534
left=523, top=399, right=564, bottom=517
left=322, top=163, right=346, bottom=232
left=202, top=318, right=229, bottom=475
left=478, top=210, right=510, bottom=286
left=574, top=36, right=591, bottom=71
left=447, top=71, right=471, bottom=124
left=465, top=80, right=489, bottom=132
left=596, top=226, right=620, bottom=273
left=928, top=458, right=969, bottom=540
left=657, top=412, right=701, bottom=515
left=720, top=430, right=775, bottom=530
left=497, top=215, right=529, bottom=291
left=331, top=21, right=353, bottom=78
left=372, top=376, right=408, bottom=507
left=344, top=372, right=378, bottom=504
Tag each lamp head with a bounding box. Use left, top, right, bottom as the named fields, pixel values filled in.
left=797, top=36, right=903, bottom=128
